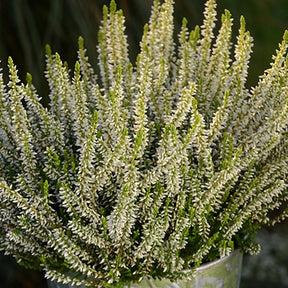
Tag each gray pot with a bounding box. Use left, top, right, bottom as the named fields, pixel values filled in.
left=48, top=250, right=243, bottom=288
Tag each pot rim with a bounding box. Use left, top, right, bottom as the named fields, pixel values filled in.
left=195, top=249, right=241, bottom=272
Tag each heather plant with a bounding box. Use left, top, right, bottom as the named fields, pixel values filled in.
left=1, top=0, right=288, bottom=287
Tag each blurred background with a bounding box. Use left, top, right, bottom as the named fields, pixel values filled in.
left=0, top=0, right=288, bottom=287
left=1, top=0, right=288, bottom=92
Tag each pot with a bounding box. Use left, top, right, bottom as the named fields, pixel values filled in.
left=48, top=250, right=242, bottom=288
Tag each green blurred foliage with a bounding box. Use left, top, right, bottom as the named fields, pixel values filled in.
left=0, top=0, right=287, bottom=94
left=218, top=0, right=288, bottom=87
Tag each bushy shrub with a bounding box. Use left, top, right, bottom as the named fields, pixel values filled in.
left=1, top=0, right=288, bottom=286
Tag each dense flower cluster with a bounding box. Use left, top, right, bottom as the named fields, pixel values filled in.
left=1, top=0, right=288, bottom=286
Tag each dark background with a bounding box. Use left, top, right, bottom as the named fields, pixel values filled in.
left=1, top=0, right=288, bottom=91
left=0, top=0, right=288, bottom=287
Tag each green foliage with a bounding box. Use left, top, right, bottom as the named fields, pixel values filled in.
left=1, top=0, right=288, bottom=287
